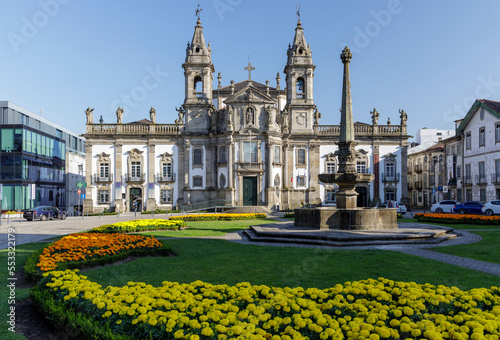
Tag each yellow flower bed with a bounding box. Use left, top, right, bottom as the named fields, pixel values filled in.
left=170, top=213, right=267, bottom=221
left=37, top=233, right=163, bottom=271
left=40, top=270, right=500, bottom=340
left=91, top=219, right=185, bottom=233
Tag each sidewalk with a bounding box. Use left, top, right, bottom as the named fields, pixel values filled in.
left=0, top=212, right=174, bottom=249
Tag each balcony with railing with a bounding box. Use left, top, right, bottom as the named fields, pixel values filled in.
left=463, top=176, right=473, bottom=185
left=93, top=173, right=113, bottom=184
left=236, top=162, right=264, bottom=172
left=408, top=182, right=414, bottom=189
left=476, top=175, right=488, bottom=185
left=491, top=173, right=500, bottom=184
left=155, top=173, right=176, bottom=183
left=125, top=173, right=146, bottom=183
left=296, top=94, right=305, bottom=99
left=382, top=172, right=400, bottom=182
left=194, top=92, right=204, bottom=98
left=414, top=164, right=422, bottom=173
left=414, top=181, right=422, bottom=189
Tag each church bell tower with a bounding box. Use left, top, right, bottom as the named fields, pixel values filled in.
left=283, top=20, right=316, bottom=135
left=182, top=17, right=215, bottom=134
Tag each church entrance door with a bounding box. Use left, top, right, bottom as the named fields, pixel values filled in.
left=243, top=177, right=257, bottom=206
left=356, top=187, right=368, bottom=207
left=130, top=188, right=143, bottom=212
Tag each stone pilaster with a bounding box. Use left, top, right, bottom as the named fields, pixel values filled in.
left=114, top=142, right=124, bottom=212
left=206, top=144, right=215, bottom=189
left=182, top=141, right=191, bottom=206
left=372, top=145, right=381, bottom=205
left=227, top=140, right=235, bottom=205
left=176, top=140, right=187, bottom=208
left=285, top=144, right=294, bottom=209
left=400, top=144, right=410, bottom=207
left=309, top=143, right=321, bottom=205
left=146, top=141, right=156, bottom=211
left=265, top=142, right=274, bottom=207
left=83, top=142, right=94, bottom=213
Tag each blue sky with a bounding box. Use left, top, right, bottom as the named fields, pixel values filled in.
left=1, top=0, right=500, bottom=140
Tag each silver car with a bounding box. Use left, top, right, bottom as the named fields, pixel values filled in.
left=394, top=201, right=407, bottom=214
left=481, top=200, right=500, bottom=216
left=430, top=200, right=458, bottom=213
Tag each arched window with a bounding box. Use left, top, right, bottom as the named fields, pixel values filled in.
left=296, top=77, right=305, bottom=99
left=194, top=76, right=203, bottom=97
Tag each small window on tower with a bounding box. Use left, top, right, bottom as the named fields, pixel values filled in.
left=296, top=77, right=305, bottom=99
left=194, top=76, right=203, bottom=97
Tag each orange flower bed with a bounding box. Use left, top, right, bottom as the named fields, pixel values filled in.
left=415, top=213, right=500, bottom=225
left=37, top=233, right=163, bottom=271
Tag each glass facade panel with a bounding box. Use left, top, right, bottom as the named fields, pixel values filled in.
left=1, top=129, right=14, bottom=151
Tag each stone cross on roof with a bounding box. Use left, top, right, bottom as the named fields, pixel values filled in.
left=244, top=62, right=255, bottom=80
left=195, top=1, right=202, bottom=20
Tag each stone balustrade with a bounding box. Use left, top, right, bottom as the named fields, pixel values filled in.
left=317, top=124, right=406, bottom=136
left=86, top=124, right=181, bottom=135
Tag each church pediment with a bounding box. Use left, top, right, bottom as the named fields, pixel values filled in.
left=224, top=85, right=275, bottom=104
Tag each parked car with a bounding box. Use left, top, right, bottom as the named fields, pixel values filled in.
left=394, top=201, right=407, bottom=214
left=481, top=200, right=500, bottom=216
left=452, top=201, right=484, bottom=214
left=23, top=206, right=67, bottom=221
left=430, top=200, right=458, bottom=213
left=375, top=201, right=407, bottom=214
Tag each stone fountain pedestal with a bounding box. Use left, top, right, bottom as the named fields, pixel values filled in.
left=294, top=172, right=398, bottom=230
left=294, top=206, right=397, bottom=230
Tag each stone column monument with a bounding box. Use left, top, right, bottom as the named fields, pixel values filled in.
left=295, top=47, right=397, bottom=230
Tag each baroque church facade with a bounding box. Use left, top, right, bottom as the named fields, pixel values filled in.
left=82, top=18, right=411, bottom=213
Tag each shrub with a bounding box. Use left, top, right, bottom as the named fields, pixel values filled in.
left=86, top=212, right=118, bottom=216
left=284, top=212, right=295, bottom=218
left=169, top=213, right=267, bottom=221
left=141, top=209, right=180, bottom=214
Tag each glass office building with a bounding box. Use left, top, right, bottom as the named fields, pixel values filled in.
left=0, top=101, right=85, bottom=211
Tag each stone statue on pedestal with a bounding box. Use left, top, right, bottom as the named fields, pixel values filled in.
left=370, top=108, right=379, bottom=125
left=116, top=107, right=123, bottom=124
left=399, top=109, right=407, bottom=125
left=175, top=106, right=185, bottom=125
left=85, top=107, right=94, bottom=124
left=149, top=107, right=156, bottom=123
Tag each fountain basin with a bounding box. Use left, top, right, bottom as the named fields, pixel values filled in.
left=294, top=206, right=397, bottom=230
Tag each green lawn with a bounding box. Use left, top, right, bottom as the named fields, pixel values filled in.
left=402, top=218, right=500, bottom=229
left=140, top=218, right=272, bottom=237
left=432, top=230, right=500, bottom=264
left=83, top=238, right=499, bottom=291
